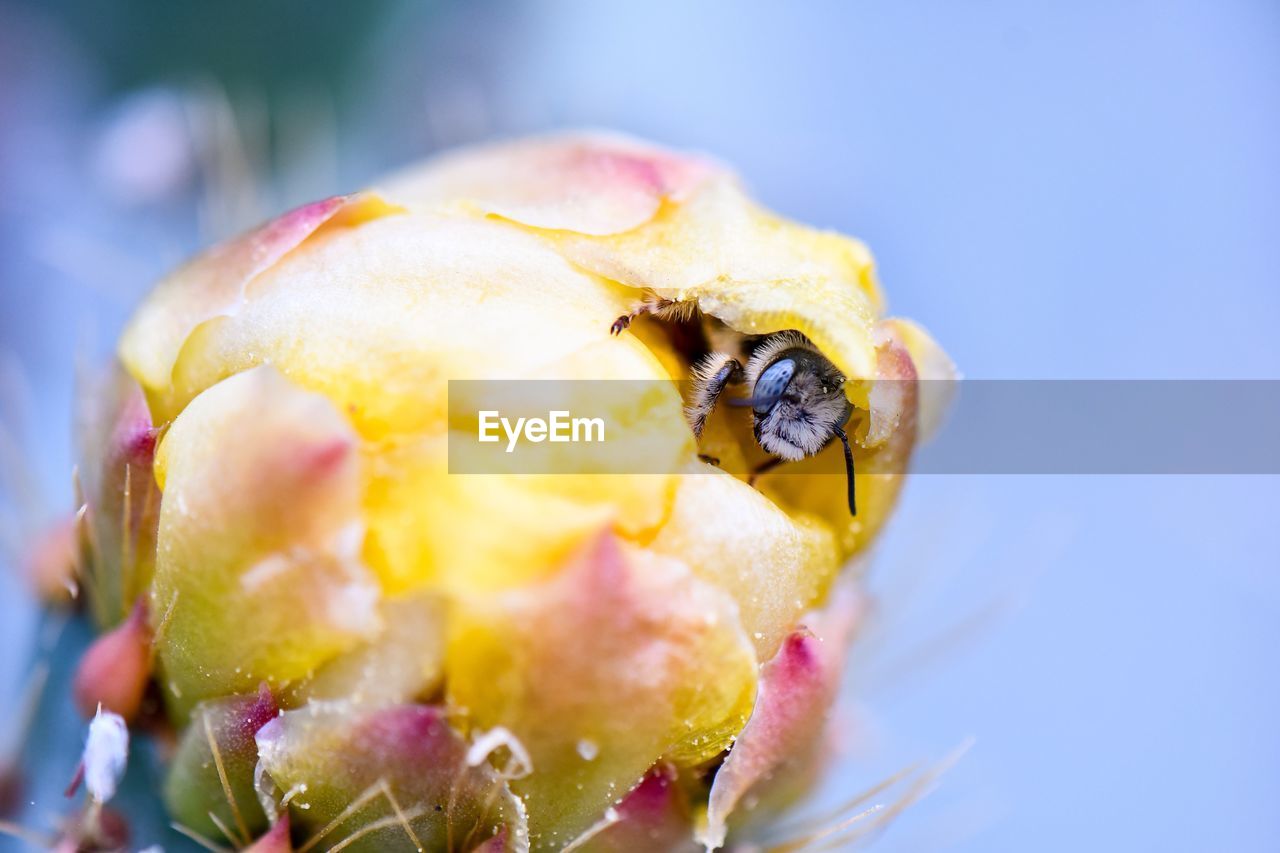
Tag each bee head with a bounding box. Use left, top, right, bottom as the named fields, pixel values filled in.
left=733, top=334, right=852, bottom=462
left=714, top=330, right=860, bottom=516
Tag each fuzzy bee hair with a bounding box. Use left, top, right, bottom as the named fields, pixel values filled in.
left=741, top=330, right=814, bottom=387
left=684, top=352, right=742, bottom=438
left=744, top=331, right=851, bottom=461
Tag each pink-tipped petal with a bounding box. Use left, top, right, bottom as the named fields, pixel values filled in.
left=700, top=578, right=864, bottom=849
left=864, top=324, right=923, bottom=448
left=567, top=765, right=699, bottom=853
left=549, top=176, right=884, bottom=383
left=447, top=531, right=757, bottom=850
left=380, top=132, right=718, bottom=236
left=119, top=193, right=400, bottom=400
left=149, top=366, right=380, bottom=716
left=881, top=317, right=958, bottom=443
left=244, top=814, right=292, bottom=853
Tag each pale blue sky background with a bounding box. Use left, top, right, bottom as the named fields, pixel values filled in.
left=1, top=1, right=1277, bottom=849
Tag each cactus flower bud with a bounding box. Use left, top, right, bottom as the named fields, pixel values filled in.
left=74, top=132, right=953, bottom=850
left=163, top=683, right=279, bottom=842
left=72, top=598, right=152, bottom=721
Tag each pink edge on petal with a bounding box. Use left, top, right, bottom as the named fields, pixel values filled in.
left=700, top=578, right=865, bottom=850
left=162, top=685, right=283, bottom=839
left=446, top=526, right=755, bottom=849
left=217, top=193, right=372, bottom=297
left=615, top=764, right=680, bottom=824
left=178, top=192, right=350, bottom=320
left=239, top=683, right=280, bottom=739
left=863, top=325, right=921, bottom=449
left=108, top=383, right=158, bottom=468
left=244, top=813, right=292, bottom=853
left=563, top=765, right=698, bottom=853
left=386, top=133, right=719, bottom=236
left=120, top=192, right=401, bottom=394
left=290, top=436, right=356, bottom=481
left=352, top=703, right=454, bottom=753
left=488, top=141, right=717, bottom=235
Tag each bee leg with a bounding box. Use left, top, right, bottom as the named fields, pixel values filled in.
left=610, top=307, right=644, bottom=336
left=697, top=454, right=721, bottom=467
left=611, top=295, right=698, bottom=335
left=748, top=456, right=784, bottom=486
left=685, top=354, right=742, bottom=438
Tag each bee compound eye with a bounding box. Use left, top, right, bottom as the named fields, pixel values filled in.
left=754, top=358, right=796, bottom=414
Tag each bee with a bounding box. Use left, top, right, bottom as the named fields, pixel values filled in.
left=613, top=302, right=858, bottom=515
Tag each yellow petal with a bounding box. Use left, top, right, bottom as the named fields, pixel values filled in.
left=446, top=532, right=757, bottom=850
left=649, top=463, right=839, bottom=661
left=551, top=177, right=883, bottom=399
left=289, top=592, right=447, bottom=707
left=158, top=214, right=637, bottom=435
left=383, top=135, right=882, bottom=404
left=150, top=366, right=380, bottom=718
left=364, top=436, right=623, bottom=596
left=120, top=194, right=399, bottom=405
left=363, top=331, right=688, bottom=596
left=379, top=131, right=718, bottom=236
left=106, top=132, right=954, bottom=851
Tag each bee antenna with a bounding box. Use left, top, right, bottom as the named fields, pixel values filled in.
left=835, top=427, right=856, bottom=516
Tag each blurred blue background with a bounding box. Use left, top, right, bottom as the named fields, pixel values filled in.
left=1, top=1, right=1276, bottom=849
